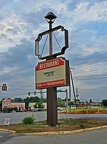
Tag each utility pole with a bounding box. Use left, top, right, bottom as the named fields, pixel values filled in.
left=40, top=90, right=43, bottom=107
left=65, top=89, right=68, bottom=113
left=76, top=88, right=79, bottom=100
left=69, top=68, right=76, bottom=103
left=69, top=74, right=72, bottom=101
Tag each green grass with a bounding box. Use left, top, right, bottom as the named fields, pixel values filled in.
left=89, top=121, right=97, bottom=125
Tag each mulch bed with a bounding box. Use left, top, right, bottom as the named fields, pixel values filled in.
left=0, top=118, right=107, bottom=133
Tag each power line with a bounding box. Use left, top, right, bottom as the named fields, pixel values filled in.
left=75, top=76, right=107, bottom=80
left=79, top=90, right=107, bottom=93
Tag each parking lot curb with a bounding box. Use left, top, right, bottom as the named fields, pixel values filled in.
left=0, top=128, right=16, bottom=133
left=23, top=125, right=107, bottom=135
left=0, top=125, right=107, bottom=135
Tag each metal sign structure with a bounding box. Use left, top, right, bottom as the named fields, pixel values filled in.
left=35, top=25, right=68, bottom=59
left=35, top=12, right=69, bottom=126
left=35, top=57, right=70, bottom=89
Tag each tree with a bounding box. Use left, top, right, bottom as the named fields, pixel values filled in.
left=34, top=102, right=44, bottom=108
left=68, top=101, right=74, bottom=106
left=102, top=99, right=107, bottom=107
left=12, top=97, right=23, bottom=102
left=89, top=99, right=93, bottom=103
left=57, top=99, right=64, bottom=107
left=23, top=96, right=41, bottom=103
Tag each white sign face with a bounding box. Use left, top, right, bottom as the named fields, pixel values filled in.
left=35, top=57, right=68, bottom=89
left=4, top=118, right=10, bottom=125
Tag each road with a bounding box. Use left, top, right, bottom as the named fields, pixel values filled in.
left=0, top=112, right=107, bottom=143
left=0, top=111, right=107, bottom=125
left=0, top=128, right=107, bottom=144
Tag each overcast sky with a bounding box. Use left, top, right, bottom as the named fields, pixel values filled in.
left=0, top=0, right=107, bottom=102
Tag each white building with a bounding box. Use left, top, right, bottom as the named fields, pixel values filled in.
left=2, top=98, right=25, bottom=111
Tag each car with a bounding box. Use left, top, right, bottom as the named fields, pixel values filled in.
left=11, top=110, right=16, bottom=113
left=71, top=105, right=76, bottom=109
left=33, top=108, right=44, bottom=111
left=57, top=107, right=63, bottom=110
left=37, top=108, right=44, bottom=111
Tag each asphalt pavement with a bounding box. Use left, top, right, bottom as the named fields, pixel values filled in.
left=0, top=128, right=107, bottom=144
left=0, top=112, right=107, bottom=143
left=0, top=112, right=107, bottom=125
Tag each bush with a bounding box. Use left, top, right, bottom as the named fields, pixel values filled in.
left=79, top=123, right=86, bottom=129
left=22, top=116, right=35, bottom=124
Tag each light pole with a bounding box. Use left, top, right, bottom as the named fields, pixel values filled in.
left=69, top=68, right=76, bottom=103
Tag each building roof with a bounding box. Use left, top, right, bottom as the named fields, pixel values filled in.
left=3, top=98, right=11, bottom=102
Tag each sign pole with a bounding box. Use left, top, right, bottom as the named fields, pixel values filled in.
left=46, top=14, right=57, bottom=126
left=47, top=86, right=57, bottom=126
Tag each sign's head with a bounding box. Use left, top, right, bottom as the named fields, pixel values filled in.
left=35, top=25, right=68, bottom=60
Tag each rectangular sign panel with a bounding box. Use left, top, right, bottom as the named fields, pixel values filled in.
left=35, top=57, right=70, bottom=89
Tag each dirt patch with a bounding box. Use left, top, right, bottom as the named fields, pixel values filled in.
left=0, top=118, right=107, bottom=133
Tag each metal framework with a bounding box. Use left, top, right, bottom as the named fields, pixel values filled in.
left=35, top=25, right=68, bottom=59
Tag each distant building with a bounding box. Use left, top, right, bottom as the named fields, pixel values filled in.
left=2, top=98, right=25, bottom=111
left=28, top=103, right=35, bottom=111
left=43, top=103, right=47, bottom=109
left=2, top=98, right=47, bottom=111
left=90, top=102, right=101, bottom=108
left=28, top=102, right=47, bottom=110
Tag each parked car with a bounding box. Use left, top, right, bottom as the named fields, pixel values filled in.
left=33, top=108, right=44, bottom=111
left=11, top=110, right=16, bottom=113
left=71, top=105, right=76, bottom=109
left=37, top=108, right=44, bottom=111
left=57, top=107, right=63, bottom=110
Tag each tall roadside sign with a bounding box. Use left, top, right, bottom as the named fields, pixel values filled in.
left=35, top=12, right=69, bottom=126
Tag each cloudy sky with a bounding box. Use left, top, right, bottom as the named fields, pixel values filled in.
left=0, top=0, right=107, bottom=102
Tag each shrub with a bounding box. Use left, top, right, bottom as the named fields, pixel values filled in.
left=64, top=118, right=71, bottom=125
left=79, top=123, right=86, bottom=129
left=22, top=116, right=35, bottom=124
left=89, top=121, right=97, bottom=125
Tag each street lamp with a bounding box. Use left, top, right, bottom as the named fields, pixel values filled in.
left=44, top=12, right=57, bottom=56
left=44, top=12, right=57, bottom=26
left=35, top=12, right=68, bottom=60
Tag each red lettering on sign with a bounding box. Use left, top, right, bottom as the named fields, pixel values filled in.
left=36, top=58, right=65, bottom=71
left=36, top=79, right=65, bottom=89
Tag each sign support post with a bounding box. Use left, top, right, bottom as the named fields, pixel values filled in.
left=47, top=87, right=57, bottom=126
left=35, top=12, right=69, bottom=126
left=46, top=12, right=57, bottom=126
